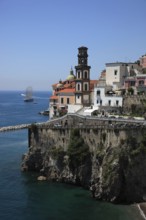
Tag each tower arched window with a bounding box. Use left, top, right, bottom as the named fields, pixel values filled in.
left=77, top=84, right=80, bottom=91
left=84, top=71, right=88, bottom=79
left=85, top=84, right=88, bottom=91
left=78, top=71, right=80, bottom=79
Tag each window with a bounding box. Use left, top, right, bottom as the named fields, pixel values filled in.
left=100, top=100, right=102, bottom=106
left=139, top=80, right=144, bottom=86
left=114, top=70, right=117, bottom=76
left=85, top=84, right=88, bottom=91
left=61, top=98, right=64, bottom=104
left=116, top=100, right=119, bottom=106
left=97, top=90, right=100, bottom=95
left=78, top=71, right=80, bottom=78
left=78, top=96, right=80, bottom=99
left=77, top=84, right=80, bottom=91
left=130, top=81, right=135, bottom=86
left=84, top=71, right=88, bottom=79
left=108, top=100, right=111, bottom=106
left=97, top=100, right=98, bottom=104
left=67, top=98, right=69, bottom=104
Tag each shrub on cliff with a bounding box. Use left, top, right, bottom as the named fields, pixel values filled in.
left=67, top=129, right=90, bottom=171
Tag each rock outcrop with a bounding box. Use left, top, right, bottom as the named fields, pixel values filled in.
left=22, top=115, right=146, bottom=204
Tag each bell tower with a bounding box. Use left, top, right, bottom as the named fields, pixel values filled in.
left=75, top=46, right=91, bottom=106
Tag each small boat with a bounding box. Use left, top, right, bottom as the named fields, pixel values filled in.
left=39, top=109, right=49, bottom=115
left=23, top=87, right=34, bottom=102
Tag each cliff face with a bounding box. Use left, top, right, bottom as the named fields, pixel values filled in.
left=22, top=116, right=146, bottom=204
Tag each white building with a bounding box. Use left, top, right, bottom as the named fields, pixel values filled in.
left=94, top=86, right=123, bottom=108
left=106, top=62, right=142, bottom=90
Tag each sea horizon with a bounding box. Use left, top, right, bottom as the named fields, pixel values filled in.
left=0, top=89, right=51, bottom=92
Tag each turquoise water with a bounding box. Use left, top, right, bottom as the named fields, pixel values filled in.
left=0, top=91, right=143, bottom=220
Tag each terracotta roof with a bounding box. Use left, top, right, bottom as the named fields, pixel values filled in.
left=50, top=95, right=58, bottom=100
left=63, top=82, right=75, bottom=88
left=52, top=79, right=98, bottom=93
left=52, top=80, right=75, bottom=89
left=58, top=88, right=75, bottom=93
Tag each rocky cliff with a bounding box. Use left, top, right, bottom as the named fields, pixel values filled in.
left=21, top=115, right=146, bottom=204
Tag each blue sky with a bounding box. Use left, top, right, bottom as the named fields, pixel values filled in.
left=0, top=0, right=146, bottom=91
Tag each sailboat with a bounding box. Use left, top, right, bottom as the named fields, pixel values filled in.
left=23, top=87, right=34, bottom=102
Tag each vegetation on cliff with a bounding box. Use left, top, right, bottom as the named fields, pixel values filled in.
left=66, top=128, right=91, bottom=186
left=67, top=129, right=91, bottom=171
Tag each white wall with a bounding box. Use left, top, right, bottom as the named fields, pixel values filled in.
left=106, top=64, right=125, bottom=89
left=94, top=87, right=123, bottom=107
left=90, top=90, right=94, bottom=104
left=49, top=105, right=55, bottom=119
left=68, top=104, right=83, bottom=113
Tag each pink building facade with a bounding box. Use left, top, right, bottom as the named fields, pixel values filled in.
left=124, top=75, right=146, bottom=93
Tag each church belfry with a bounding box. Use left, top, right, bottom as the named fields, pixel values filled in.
left=78, top=46, right=88, bottom=66
left=75, top=46, right=91, bottom=106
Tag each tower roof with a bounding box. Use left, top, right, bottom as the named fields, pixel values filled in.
left=78, top=46, right=88, bottom=49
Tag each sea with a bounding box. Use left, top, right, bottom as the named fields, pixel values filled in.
left=0, top=90, right=144, bottom=220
